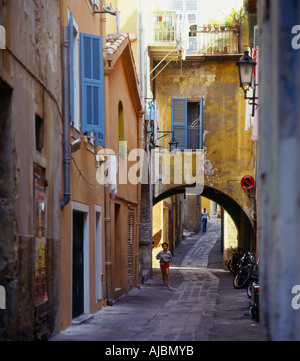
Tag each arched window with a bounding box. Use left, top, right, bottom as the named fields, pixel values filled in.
left=118, top=101, right=124, bottom=141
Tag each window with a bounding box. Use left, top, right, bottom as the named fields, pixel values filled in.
left=172, top=97, right=203, bottom=150
left=80, top=33, right=105, bottom=146
left=118, top=101, right=124, bottom=141
left=171, top=0, right=198, bottom=55
left=35, top=114, right=44, bottom=152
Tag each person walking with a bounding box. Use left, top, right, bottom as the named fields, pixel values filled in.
left=156, top=243, right=173, bottom=289
left=202, top=208, right=210, bottom=232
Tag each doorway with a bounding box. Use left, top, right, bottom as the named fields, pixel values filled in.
left=95, top=206, right=103, bottom=303
left=72, top=203, right=90, bottom=319
left=72, top=211, right=84, bottom=318
left=114, top=204, right=122, bottom=291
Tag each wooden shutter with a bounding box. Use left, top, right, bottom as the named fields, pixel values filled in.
left=128, top=209, right=135, bottom=277
left=69, top=12, right=74, bottom=124
left=172, top=98, right=187, bottom=150
left=80, top=33, right=105, bottom=146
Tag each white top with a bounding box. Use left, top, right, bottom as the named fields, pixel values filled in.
left=202, top=212, right=208, bottom=219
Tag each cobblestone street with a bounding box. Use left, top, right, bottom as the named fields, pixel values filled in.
left=51, top=217, right=265, bottom=342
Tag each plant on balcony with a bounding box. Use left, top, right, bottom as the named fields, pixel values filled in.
left=224, top=7, right=245, bottom=29
left=209, top=19, right=219, bottom=28
left=213, top=43, right=219, bottom=54
left=207, top=42, right=213, bottom=54
left=214, top=37, right=229, bottom=54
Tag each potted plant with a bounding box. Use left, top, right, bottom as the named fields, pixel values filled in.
left=225, top=7, right=245, bottom=29
left=209, top=19, right=220, bottom=31
left=215, top=37, right=229, bottom=54
left=224, top=17, right=234, bottom=30
left=207, top=42, right=213, bottom=54
left=213, top=43, right=219, bottom=54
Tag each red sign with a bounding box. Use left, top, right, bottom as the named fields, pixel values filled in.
left=241, top=175, right=255, bottom=190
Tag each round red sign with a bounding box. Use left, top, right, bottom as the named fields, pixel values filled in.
left=241, top=175, right=255, bottom=190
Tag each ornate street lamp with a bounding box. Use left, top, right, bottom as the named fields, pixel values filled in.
left=168, top=134, right=178, bottom=150
left=236, top=50, right=258, bottom=116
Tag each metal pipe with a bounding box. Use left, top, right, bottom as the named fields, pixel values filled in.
left=61, top=27, right=71, bottom=210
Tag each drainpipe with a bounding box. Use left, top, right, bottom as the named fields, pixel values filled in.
left=61, top=27, right=71, bottom=210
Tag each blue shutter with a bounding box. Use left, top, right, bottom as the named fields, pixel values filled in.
left=80, top=33, right=105, bottom=146
left=172, top=98, right=187, bottom=150
left=69, top=12, right=74, bottom=124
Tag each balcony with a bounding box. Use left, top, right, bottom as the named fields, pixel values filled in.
left=147, top=12, right=242, bottom=61
left=188, top=25, right=240, bottom=56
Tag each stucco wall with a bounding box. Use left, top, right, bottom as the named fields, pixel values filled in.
left=0, top=0, right=62, bottom=340
left=154, top=59, right=256, bottom=225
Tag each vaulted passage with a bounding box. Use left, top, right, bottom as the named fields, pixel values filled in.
left=154, top=184, right=255, bottom=255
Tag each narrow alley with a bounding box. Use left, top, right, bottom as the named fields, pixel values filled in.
left=51, top=217, right=264, bottom=342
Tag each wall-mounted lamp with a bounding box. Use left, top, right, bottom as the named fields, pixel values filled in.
left=157, top=131, right=178, bottom=151
left=70, top=139, right=81, bottom=153
left=236, top=50, right=258, bottom=116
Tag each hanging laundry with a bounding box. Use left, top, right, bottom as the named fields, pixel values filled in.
left=149, top=101, right=155, bottom=126
left=144, top=102, right=150, bottom=122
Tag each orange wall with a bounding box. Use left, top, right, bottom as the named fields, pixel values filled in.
left=59, top=0, right=106, bottom=331
left=60, top=0, right=103, bottom=36
left=107, top=53, right=139, bottom=202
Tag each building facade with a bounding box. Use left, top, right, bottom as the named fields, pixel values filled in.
left=0, top=0, right=62, bottom=340
left=146, top=0, right=257, bottom=263
left=59, top=0, right=144, bottom=330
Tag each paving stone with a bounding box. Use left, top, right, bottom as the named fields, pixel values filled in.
left=50, top=217, right=265, bottom=342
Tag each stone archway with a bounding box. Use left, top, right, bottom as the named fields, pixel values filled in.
left=154, top=184, right=255, bottom=254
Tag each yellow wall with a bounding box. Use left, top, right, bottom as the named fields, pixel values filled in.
left=106, top=0, right=138, bottom=62
left=154, top=59, right=256, bottom=224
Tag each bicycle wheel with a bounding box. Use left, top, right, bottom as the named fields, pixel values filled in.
left=233, top=269, right=250, bottom=289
